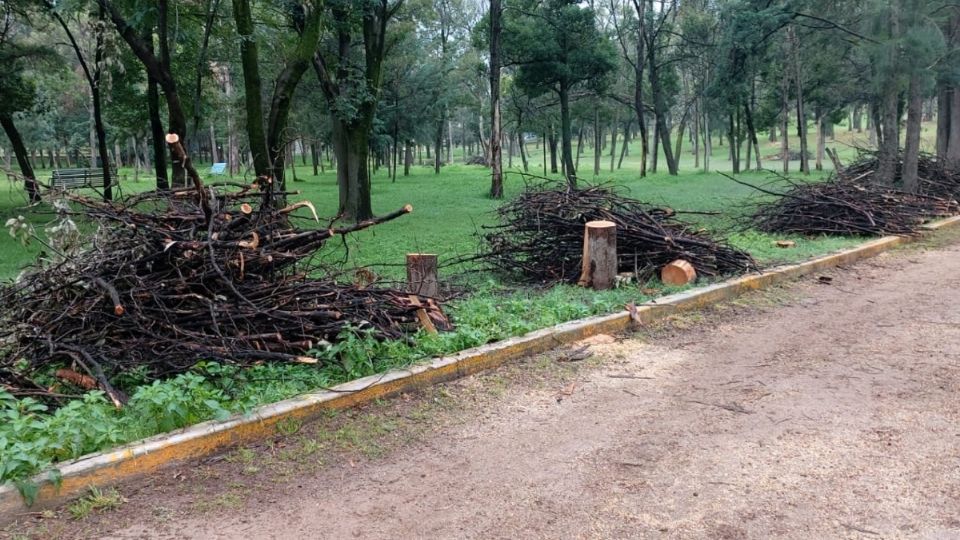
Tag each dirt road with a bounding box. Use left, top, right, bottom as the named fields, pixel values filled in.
left=8, top=237, right=960, bottom=539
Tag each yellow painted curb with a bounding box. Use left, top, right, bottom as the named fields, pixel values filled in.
left=1, top=216, right=958, bottom=522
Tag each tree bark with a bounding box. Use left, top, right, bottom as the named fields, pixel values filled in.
left=631, top=0, right=648, bottom=177
left=209, top=123, right=220, bottom=163
left=727, top=111, right=739, bottom=174
left=781, top=70, right=790, bottom=173
left=518, top=131, right=529, bottom=172
left=0, top=114, right=40, bottom=202
left=593, top=110, right=601, bottom=176
left=903, top=70, right=924, bottom=193
left=645, top=15, right=676, bottom=175
left=815, top=111, right=825, bottom=171
left=548, top=124, right=559, bottom=174
left=53, top=8, right=112, bottom=198
left=96, top=0, right=189, bottom=186
left=434, top=112, right=444, bottom=174
left=558, top=84, right=576, bottom=187
left=489, top=0, right=503, bottom=197
left=788, top=28, right=809, bottom=175
left=191, top=0, right=221, bottom=152
left=232, top=0, right=270, bottom=177
left=609, top=110, right=619, bottom=172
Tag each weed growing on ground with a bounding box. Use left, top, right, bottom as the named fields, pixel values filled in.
left=67, top=487, right=124, bottom=520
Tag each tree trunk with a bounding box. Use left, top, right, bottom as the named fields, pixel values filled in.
left=781, top=73, right=790, bottom=174
left=114, top=140, right=122, bottom=169
left=232, top=0, right=270, bottom=177
left=489, top=0, right=503, bottom=197
left=548, top=124, right=559, bottom=174
left=447, top=116, right=453, bottom=164
left=745, top=94, right=762, bottom=171
left=542, top=130, right=547, bottom=175
left=815, top=112, right=825, bottom=171
left=937, top=85, right=950, bottom=160
left=788, top=28, right=809, bottom=175
left=332, top=119, right=374, bottom=221
left=903, top=70, right=924, bottom=193
left=558, top=84, right=576, bottom=187
left=947, top=89, right=960, bottom=167
left=434, top=113, right=444, bottom=174
left=609, top=110, right=619, bottom=173
left=632, top=0, right=648, bottom=178
left=191, top=0, right=221, bottom=152
left=619, top=120, right=631, bottom=169
left=593, top=110, right=601, bottom=176
left=518, top=131, right=529, bottom=172
left=651, top=114, right=660, bottom=173
left=575, top=126, right=583, bottom=169
left=728, top=111, right=740, bottom=174
left=208, top=123, right=219, bottom=164
left=56, top=7, right=112, bottom=198
left=0, top=115, right=40, bottom=202
left=702, top=107, right=710, bottom=173
left=145, top=76, right=167, bottom=188
left=647, top=35, right=677, bottom=175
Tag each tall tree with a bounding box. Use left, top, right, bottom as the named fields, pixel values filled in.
left=504, top=0, right=615, bottom=187
left=231, top=0, right=321, bottom=187
left=312, top=0, right=403, bottom=221
left=488, top=0, right=502, bottom=198
left=49, top=3, right=113, bottom=200
left=94, top=0, right=188, bottom=187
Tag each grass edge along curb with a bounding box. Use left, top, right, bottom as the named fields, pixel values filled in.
left=2, top=215, right=959, bottom=522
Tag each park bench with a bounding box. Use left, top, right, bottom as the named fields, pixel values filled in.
left=50, top=168, right=116, bottom=190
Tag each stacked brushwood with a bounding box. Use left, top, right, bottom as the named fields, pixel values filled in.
left=479, top=183, right=755, bottom=283
left=0, top=137, right=448, bottom=407
left=741, top=147, right=960, bottom=237
left=839, top=149, right=960, bottom=202
left=744, top=176, right=958, bottom=237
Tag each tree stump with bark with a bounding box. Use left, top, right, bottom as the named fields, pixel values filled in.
left=577, top=220, right=617, bottom=290
left=406, top=253, right=439, bottom=297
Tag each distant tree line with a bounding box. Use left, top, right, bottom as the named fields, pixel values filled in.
left=1, top=0, right=959, bottom=218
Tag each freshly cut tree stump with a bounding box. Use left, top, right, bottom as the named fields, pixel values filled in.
left=406, top=253, right=439, bottom=297
left=661, top=259, right=696, bottom=286
left=578, top=220, right=618, bottom=290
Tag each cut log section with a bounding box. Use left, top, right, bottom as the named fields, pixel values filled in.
left=578, top=220, right=618, bottom=290
left=406, top=253, right=439, bottom=297
left=407, top=295, right=438, bottom=335
left=775, top=240, right=796, bottom=248
left=661, top=259, right=696, bottom=286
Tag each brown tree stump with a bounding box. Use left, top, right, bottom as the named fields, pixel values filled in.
left=578, top=220, right=617, bottom=290
left=661, top=259, right=696, bottom=286
left=406, top=253, right=439, bottom=297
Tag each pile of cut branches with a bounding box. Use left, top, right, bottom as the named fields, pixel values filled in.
left=479, top=183, right=755, bottom=283
left=744, top=176, right=958, bottom=237
left=839, top=149, right=960, bottom=202
left=0, top=138, right=448, bottom=407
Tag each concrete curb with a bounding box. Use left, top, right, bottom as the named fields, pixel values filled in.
left=2, top=216, right=959, bottom=521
